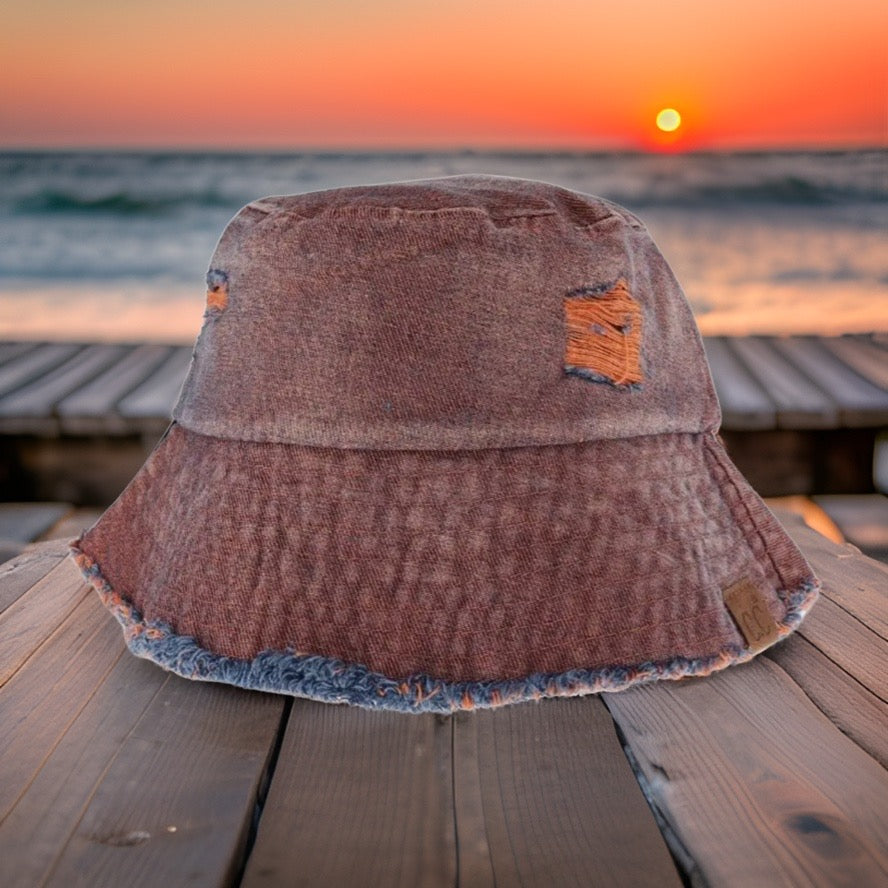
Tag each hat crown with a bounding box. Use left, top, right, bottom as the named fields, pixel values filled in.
left=173, top=175, right=720, bottom=449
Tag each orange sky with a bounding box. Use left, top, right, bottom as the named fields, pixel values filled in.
left=2, top=0, right=886, bottom=149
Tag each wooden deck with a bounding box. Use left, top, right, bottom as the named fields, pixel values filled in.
left=1, top=335, right=886, bottom=502
left=0, top=507, right=886, bottom=887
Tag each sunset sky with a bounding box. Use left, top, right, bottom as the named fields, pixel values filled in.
left=2, top=0, right=886, bottom=150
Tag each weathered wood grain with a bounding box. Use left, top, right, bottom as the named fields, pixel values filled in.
left=454, top=697, right=682, bottom=888
left=775, top=337, right=888, bottom=426
left=242, top=700, right=456, bottom=888
left=117, top=346, right=192, bottom=428
left=0, top=341, right=39, bottom=366
left=0, top=556, right=89, bottom=685
left=798, top=594, right=887, bottom=701
left=0, top=605, right=165, bottom=887
left=0, top=342, right=83, bottom=401
left=0, top=590, right=128, bottom=823
left=822, top=336, right=888, bottom=392
left=604, top=658, right=888, bottom=887
left=57, top=343, right=172, bottom=434
left=777, top=508, right=888, bottom=641
left=0, top=344, right=128, bottom=434
left=730, top=337, right=838, bottom=428
left=701, top=337, right=776, bottom=430
left=767, top=634, right=888, bottom=768
left=0, top=540, right=67, bottom=613
left=43, top=670, right=284, bottom=888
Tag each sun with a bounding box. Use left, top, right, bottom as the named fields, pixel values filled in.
left=656, top=108, right=682, bottom=133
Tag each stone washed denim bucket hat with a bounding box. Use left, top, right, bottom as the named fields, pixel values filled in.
left=71, top=175, right=820, bottom=714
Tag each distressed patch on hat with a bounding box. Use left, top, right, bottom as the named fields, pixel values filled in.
left=563, top=279, right=643, bottom=387
left=206, top=269, right=229, bottom=313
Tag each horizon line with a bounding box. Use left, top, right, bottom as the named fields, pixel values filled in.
left=1, top=142, right=886, bottom=155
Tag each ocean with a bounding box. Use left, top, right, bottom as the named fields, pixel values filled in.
left=0, top=149, right=885, bottom=341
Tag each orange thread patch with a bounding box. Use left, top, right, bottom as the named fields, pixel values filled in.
left=563, top=279, right=643, bottom=386
left=206, top=269, right=229, bottom=312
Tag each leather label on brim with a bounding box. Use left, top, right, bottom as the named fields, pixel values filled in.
left=563, top=279, right=644, bottom=387
left=723, top=578, right=780, bottom=652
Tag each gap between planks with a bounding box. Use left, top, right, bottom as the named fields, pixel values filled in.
left=239, top=694, right=682, bottom=888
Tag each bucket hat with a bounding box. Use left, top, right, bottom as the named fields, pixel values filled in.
left=71, top=175, right=819, bottom=714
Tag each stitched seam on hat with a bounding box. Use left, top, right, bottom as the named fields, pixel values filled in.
left=173, top=418, right=714, bottom=450
left=702, top=434, right=796, bottom=597
left=269, top=206, right=560, bottom=223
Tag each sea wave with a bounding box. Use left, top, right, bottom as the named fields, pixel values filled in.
left=11, top=188, right=237, bottom=216
left=7, top=176, right=885, bottom=219
left=612, top=176, right=887, bottom=208
left=2, top=149, right=885, bottom=219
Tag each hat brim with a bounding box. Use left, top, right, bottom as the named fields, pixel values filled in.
left=71, top=424, right=818, bottom=713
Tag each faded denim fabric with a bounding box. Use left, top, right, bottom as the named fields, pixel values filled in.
left=72, top=176, right=819, bottom=713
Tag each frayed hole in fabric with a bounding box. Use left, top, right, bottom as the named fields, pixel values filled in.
left=563, top=279, right=643, bottom=387
left=205, top=269, right=229, bottom=313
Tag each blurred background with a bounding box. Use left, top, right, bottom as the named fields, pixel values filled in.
left=1, top=0, right=886, bottom=341
left=0, top=0, right=886, bottom=557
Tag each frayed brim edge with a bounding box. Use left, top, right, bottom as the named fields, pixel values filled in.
left=69, top=545, right=820, bottom=715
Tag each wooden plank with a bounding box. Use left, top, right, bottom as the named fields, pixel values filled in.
left=767, top=634, right=888, bottom=768
left=0, top=590, right=129, bottom=823
left=823, top=336, right=888, bottom=392
left=455, top=697, right=682, bottom=888
left=0, top=556, right=90, bottom=685
left=41, top=675, right=283, bottom=888
left=776, top=508, right=888, bottom=641
left=0, top=540, right=67, bottom=614
left=58, top=343, right=173, bottom=434
left=604, top=658, right=888, bottom=887
left=798, top=595, right=887, bottom=700
left=0, top=342, right=83, bottom=401
left=0, top=548, right=284, bottom=888
left=39, top=675, right=282, bottom=888
left=0, top=600, right=165, bottom=888
left=450, top=710, right=496, bottom=886
left=813, top=494, right=888, bottom=561
left=242, top=700, right=456, bottom=888
left=117, top=346, right=192, bottom=428
left=0, top=340, right=40, bottom=365
left=729, top=337, right=838, bottom=428
left=776, top=337, right=888, bottom=426
left=701, top=337, right=776, bottom=430
left=0, top=501, right=71, bottom=543
left=0, top=344, right=129, bottom=434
